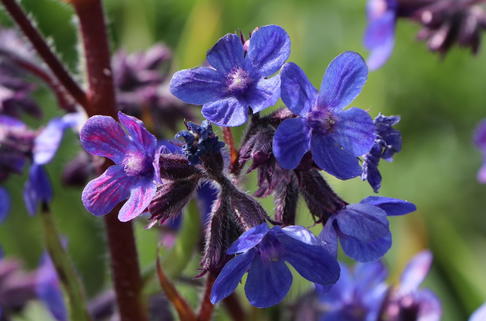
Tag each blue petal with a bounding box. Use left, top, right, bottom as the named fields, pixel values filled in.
left=354, top=261, right=388, bottom=296
left=0, top=187, right=10, bottom=223
left=207, top=33, right=245, bottom=74
left=118, top=112, right=157, bottom=154
left=23, top=164, right=52, bottom=215
left=317, top=262, right=354, bottom=306
left=474, top=119, right=486, bottom=150
left=364, top=11, right=396, bottom=71
left=244, top=256, right=292, bottom=308
left=273, top=118, right=311, bottom=169
left=227, top=223, right=270, bottom=254
left=202, top=97, right=248, bottom=127
left=246, top=75, right=280, bottom=113
left=317, top=52, right=368, bottom=111
left=37, top=254, right=67, bottom=321
left=331, top=108, right=375, bottom=156
left=319, top=218, right=339, bottom=258
left=280, top=62, right=318, bottom=116
left=336, top=204, right=389, bottom=242
left=80, top=115, right=134, bottom=164
left=360, top=196, right=416, bottom=216
left=310, top=133, right=362, bottom=179
left=281, top=225, right=322, bottom=246
left=399, top=250, right=433, bottom=295
left=118, top=178, right=157, bottom=222
left=246, top=25, right=291, bottom=77
left=340, top=232, right=392, bottom=262
left=210, top=250, right=255, bottom=304
left=412, top=289, right=442, bottom=321
left=81, top=165, right=133, bottom=216
left=33, top=118, right=68, bottom=165
left=170, top=67, right=226, bottom=105
left=469, top=303, right=486, bottom=321
left=278, top=231, right=340, bottom=286
left=197, top=182, right=218, bottom=224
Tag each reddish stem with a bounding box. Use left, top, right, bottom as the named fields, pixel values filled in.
left=223, top=293, right=246, bottom=321
left=223, top=127, right=239, bottom=172
left=0, top=0, right=88, bottom=109
left=197, top=273, right=216, bottom=321
left=71, top=1, right=148, bottom=320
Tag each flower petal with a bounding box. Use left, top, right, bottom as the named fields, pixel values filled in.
left=202, top=97, right=248, bottom=127
left=340, top=232, right=392, bottom=262
left=37, top=254, right=67, bottom=321
left=280, top=62, right=318, bottom=116
left=246, top=75, right=280, bottom=113
left=413, top=289, right=442, bottom=321
left=244, top=257, right=292, bottom=308
left=477, top=164, right=486, bottom=183
left=310, top=133, right=362, bottom=179
left=360, top=196, right=416, bottom=216
left=317, top=52, right=368, bottom=111
left=320, top=218, right=339, bottom=258
left=210, top=250, right=255, bottom=304
left=33, top=117, right=68, bottom=165
left=247, top=25, right=290, bottom=77
left=331, top=108, right=375, bottom=156
left=80, top=115, right=133, bottom=164
left=354, top=261, right=388, bottom=296
left=470, top=303, right=486, bottom=321
left=364, top=11, right=396, bottom=71
left=207, top=33, right=245, bottom=74
left=317, top=262, right=353, bottom=306
left=474, top=119, right=486, bottom=150
left=23, top=164, right=52, bottom=215
left=281, top=225, right=321, bottom=246
left=279, top=232, right=340, bottom=286
left=81, top=165, right=133, bottom=216
left=273, top=118, right=311, bottom=169
left=227, top=223, right=270, bottom=254
left=118, top=179, right=157, bottom=222
left=336, top=204, right=389, bottom=242
left=118, top=112, right=157, bottom=153
left=0, top=187, right=10, bottom=223
left=399, top=250, right=433, bottom=295
left=170, top=67, right=226, bottom=105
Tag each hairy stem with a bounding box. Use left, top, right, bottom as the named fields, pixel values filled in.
left=0, top=0, right=88, bottom=109
left=197, top=273, right=216, bottom=321
left=70, top=1, right=148, bottom=320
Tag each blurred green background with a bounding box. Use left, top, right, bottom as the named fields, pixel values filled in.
left=1, top=0, right=486, bottom=320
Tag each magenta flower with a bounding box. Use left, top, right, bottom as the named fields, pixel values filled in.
left=80, top=112, right=158, bottom=222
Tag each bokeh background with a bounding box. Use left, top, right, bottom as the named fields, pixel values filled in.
left=1, top=0, right=486, bottom=320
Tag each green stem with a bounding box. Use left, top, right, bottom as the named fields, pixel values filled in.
left=40, top=203, right=92, bottom=321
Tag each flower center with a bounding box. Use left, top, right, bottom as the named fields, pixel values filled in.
left=227, top=68, right=250, bottom=93
left=306, top=109, right=337, bottom=134
left=258, top=235, right=282, bottom=263
left=122, top=153, right=151, bottom=176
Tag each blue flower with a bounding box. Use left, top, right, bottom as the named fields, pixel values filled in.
left=176, top=120, right=224, bottom=165
left=318, top=261, right=389, bottom=321
left=273, top=52, right=375, bottom=179
left=470, top=303, right=486, bottom=321
left=170, top=25, right=290, bottom=127
left=474, top=119, right=486, bottom=183
left=210, top=224, right=340, bottom=308
left=36, top=253, right=67, bottom=321
left=364, top=0, right=397, bottom=70
left=362, top=113, right=402, bottom=192
left=81, top=112, right=158, bottom=222
left=0, top=187, right=9, bottom=223
left=320, top=196, right=416, bottom=261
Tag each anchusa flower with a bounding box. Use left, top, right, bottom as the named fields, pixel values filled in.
left=170, top=25, right=290, bottom=127
left=273, top=51, right=375, bottom=180
left=470, top=302, right=486, bottom=321
left=362, top=113, right=402, bottom=192
left=0, top=188, right=8, bottom=223
left=474, top=119, right=486, bottom=183
left=81, top=112, right=158, bottom=222
left=210, top=224, right=340, bottom=308
left=36, top=253, right=67, bottom=321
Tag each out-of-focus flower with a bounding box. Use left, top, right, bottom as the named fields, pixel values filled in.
left=362, top=113, right=402, bottom=192
left=474, top=119, right=486, bottom=183
left=210, top=223, right=340, bottom=308
left=170, top=25, right=290, bottom=127
left=320, top=196, right=415, bottom=261
left=470, top=302, right=486, bottom=321
left=36, top=254, right=67, bottom=321
left=318, top=261, right=389, bottom=321
left=0, top=188, right=9, bottom=223
left=274, top=52, right=375, bottom=179
left=81, top=112, right=158, bottom=222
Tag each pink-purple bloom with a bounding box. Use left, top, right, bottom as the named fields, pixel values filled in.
left=273, top=52, right=375, bottom=180
left=81, top=112, right=158, bottom=222
left=364, top=0, right=397, bottom=70
left=170, top=25, right=290, bottom=127
left=320, top=196, right=416, bottom=262
left=474, top=119, right=486, bottom=183
left=211, top=224, right=340, bottom=308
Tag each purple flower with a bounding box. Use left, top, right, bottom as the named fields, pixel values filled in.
left=474, top=119, right=486, bottom=183
left=210, top=224, right=339, bottom=308
left=170, top=25, right=290, bottom=127
left=273, top=52, right=375, bottom=179
left=318, top=261, right=389, bottom=321
left=364, top=0, right=397, bottom=70
left=23, top=164, right=52, bottom=215
left=320, top=196, right=416, bottom=261
left=362, top=113, right=402, bottom=192
left=81, top=112, right=158, bottom=222
left=0, top=187, right=9, bottom=223
left=470, top=303, right=486, bottom=321
left=36, top=253, right=67, bottom=321
left=383, top=250, right=442, bottom=321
